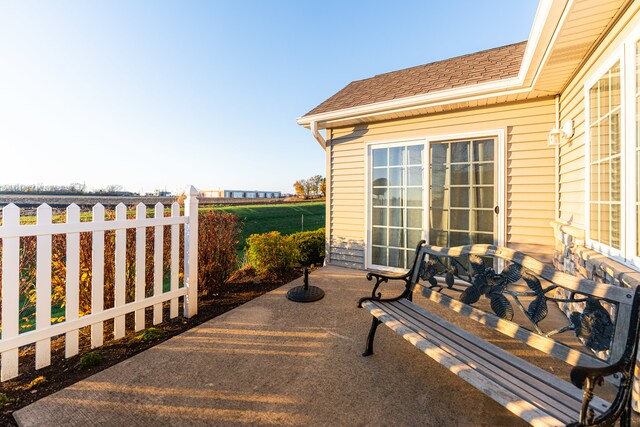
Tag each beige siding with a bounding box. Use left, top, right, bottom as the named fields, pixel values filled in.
left=328, top=98, right=556, bottom=269
left=559, top=4, right=640, bottom=230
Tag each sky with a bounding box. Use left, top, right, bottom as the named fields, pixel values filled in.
left=0, top=0, right=539, bottom=195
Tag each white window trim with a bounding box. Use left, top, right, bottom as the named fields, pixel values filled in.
left=364, top=129, right=506, bottom=272
left=626, top=24, right=640, bottom=268
left=583, top=23, right=640, bottom=269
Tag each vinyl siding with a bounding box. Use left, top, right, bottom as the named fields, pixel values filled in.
left=558, top=4, right=640, bottom=230
left=327, top=98, right=557, bottom=269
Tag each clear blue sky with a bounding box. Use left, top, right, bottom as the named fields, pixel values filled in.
left=0, top=0, right=538, bottom=194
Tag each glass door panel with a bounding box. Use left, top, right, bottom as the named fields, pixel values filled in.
left=370, top=144, right=424, bottom=269
left=429, top=139, right=495, bottom=247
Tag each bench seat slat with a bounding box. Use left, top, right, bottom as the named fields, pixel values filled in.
left=363, top=299, right=611, bottom=427
left=383, top=301, right=585, bottom=422
left=395, top=298, right=611, bottom=411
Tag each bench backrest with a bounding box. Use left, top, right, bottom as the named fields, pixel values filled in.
left=407, top=243, right=637, bottom=366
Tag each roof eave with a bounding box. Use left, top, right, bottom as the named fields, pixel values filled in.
left=297, top=77, right=523, bottom=129
left=297, top=0, right=569, bottom=130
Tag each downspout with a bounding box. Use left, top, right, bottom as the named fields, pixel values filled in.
left=309, top=120, right=330, bottom=266
left=310, top=120, right=327, bottom=149
left=554, top=95, right=560, bottom=221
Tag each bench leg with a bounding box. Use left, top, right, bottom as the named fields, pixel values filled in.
left=620, top=406, right=631, bottom=427
left=363, top=317, right=382, bottom=357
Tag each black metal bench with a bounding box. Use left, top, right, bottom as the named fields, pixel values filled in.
left=358, top=242, right=640, bottom=426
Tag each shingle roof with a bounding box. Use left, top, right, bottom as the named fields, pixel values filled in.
left=303, top=41, right=527, bottom=117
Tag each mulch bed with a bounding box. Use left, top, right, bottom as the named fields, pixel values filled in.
left=0, top=267, right=302, bottom=426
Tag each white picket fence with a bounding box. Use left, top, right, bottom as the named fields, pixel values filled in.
left=0, top=186, right=199, bottom=381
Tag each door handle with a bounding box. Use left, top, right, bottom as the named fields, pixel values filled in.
left=494, top=206, right=500, bottom=214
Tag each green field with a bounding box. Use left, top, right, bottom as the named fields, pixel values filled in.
left=203, top=201, right=326, bottom=250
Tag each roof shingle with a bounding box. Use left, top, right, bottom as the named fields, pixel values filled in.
left=303, top=41, right=527, bottom=117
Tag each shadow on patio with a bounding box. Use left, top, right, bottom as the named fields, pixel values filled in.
left=14, top=266, right=533, bottom=426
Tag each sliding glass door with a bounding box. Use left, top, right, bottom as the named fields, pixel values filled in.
left=429, top=139, right=495, bottom=247
left=369, top=136, right=498, bottom=270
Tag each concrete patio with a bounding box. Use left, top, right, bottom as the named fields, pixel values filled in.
left=14, top=265, right=595, bottom=426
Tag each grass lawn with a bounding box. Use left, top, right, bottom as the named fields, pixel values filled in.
left=203, top=201, right=325, bottom=250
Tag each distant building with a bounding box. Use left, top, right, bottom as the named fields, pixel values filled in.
left=145, top=190, right=172, bottom=197
left=199, top=190, right=281, bottom=199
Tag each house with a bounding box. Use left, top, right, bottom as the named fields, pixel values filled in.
left=297, top=0, right=640, bottom=292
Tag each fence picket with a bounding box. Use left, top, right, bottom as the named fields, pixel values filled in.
left=170, top=202, right=179, bottom=318
left=1, top=204, right=20, bottom=381
left=65, top=204, right=80, bottom=357
left=91, top=204, right=105, bottom=348
left=35, top=204, right=52, bottom=369
left=184, top=186, right=199, bottom=318
left=114, top=203, right=126, bottom=339
left=135, top=203, right=146, bottom=331
left=153, top=203, right=163, bottom=325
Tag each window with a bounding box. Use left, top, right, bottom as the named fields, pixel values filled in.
left=370, top=144, right=424, bottom=269
left=588, top=62, right=621, bottom=249
left=585, top=26, right=640, bottom=266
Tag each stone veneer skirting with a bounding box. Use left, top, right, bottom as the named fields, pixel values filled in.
left=551, top=221, right=640, bottom=289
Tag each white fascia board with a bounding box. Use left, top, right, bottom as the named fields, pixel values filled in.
left=319, top=87, right=533, bottom=129
left=297, top=77, right=522, bottom=127
left=297, top=0, right=567, bottom=130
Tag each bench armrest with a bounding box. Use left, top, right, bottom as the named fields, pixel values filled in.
left=568, top=286, right=640, bottom=426
left=570, top=362, right=626, bottom=390
left=358, top=241, right=426, bottom=308
left=357, top=271, right=412, bottom=307
left=366, top=270, right=412, bottom=282
left=569, top=361, right=632, bottom=426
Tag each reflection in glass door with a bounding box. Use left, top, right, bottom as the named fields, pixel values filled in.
left=429, top=139, right=495, bottom=247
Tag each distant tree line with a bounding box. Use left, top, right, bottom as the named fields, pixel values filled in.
left=0, top=183, right=136, bottom=196
left=293, top=175, right=325, bottom=198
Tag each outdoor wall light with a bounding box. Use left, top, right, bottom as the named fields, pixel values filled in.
left=548, top=120, right=574, bottom=146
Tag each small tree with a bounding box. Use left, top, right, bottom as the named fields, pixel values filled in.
left=293, top=175, right=325, bottom=198
left=319, top=178, right=326, bottom=197
left=294, top=180, right=307, bottom=198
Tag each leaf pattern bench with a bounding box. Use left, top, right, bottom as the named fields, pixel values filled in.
left=358, top=242, right=640, bottom=426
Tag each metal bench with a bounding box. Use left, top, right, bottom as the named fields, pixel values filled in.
left=358, top=242, right=640, bottom=426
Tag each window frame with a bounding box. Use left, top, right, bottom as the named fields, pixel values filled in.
left=584, top=24, right=640, bottom=269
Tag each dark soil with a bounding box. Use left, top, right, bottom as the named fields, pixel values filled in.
left=0, top=267, right=303, bottom=426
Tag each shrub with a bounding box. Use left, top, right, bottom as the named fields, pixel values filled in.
left=136, top=327, right=165, bottom=342
left=245, top=232, right=297, bottom=275
left=198, top=211, right=242, bottom=294
left=78, top=351, right=103, bottom=369
left=290, top=228, right=325, bottom=265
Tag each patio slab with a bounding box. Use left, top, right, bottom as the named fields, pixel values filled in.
left=13, top=265, right=585, bottom=426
